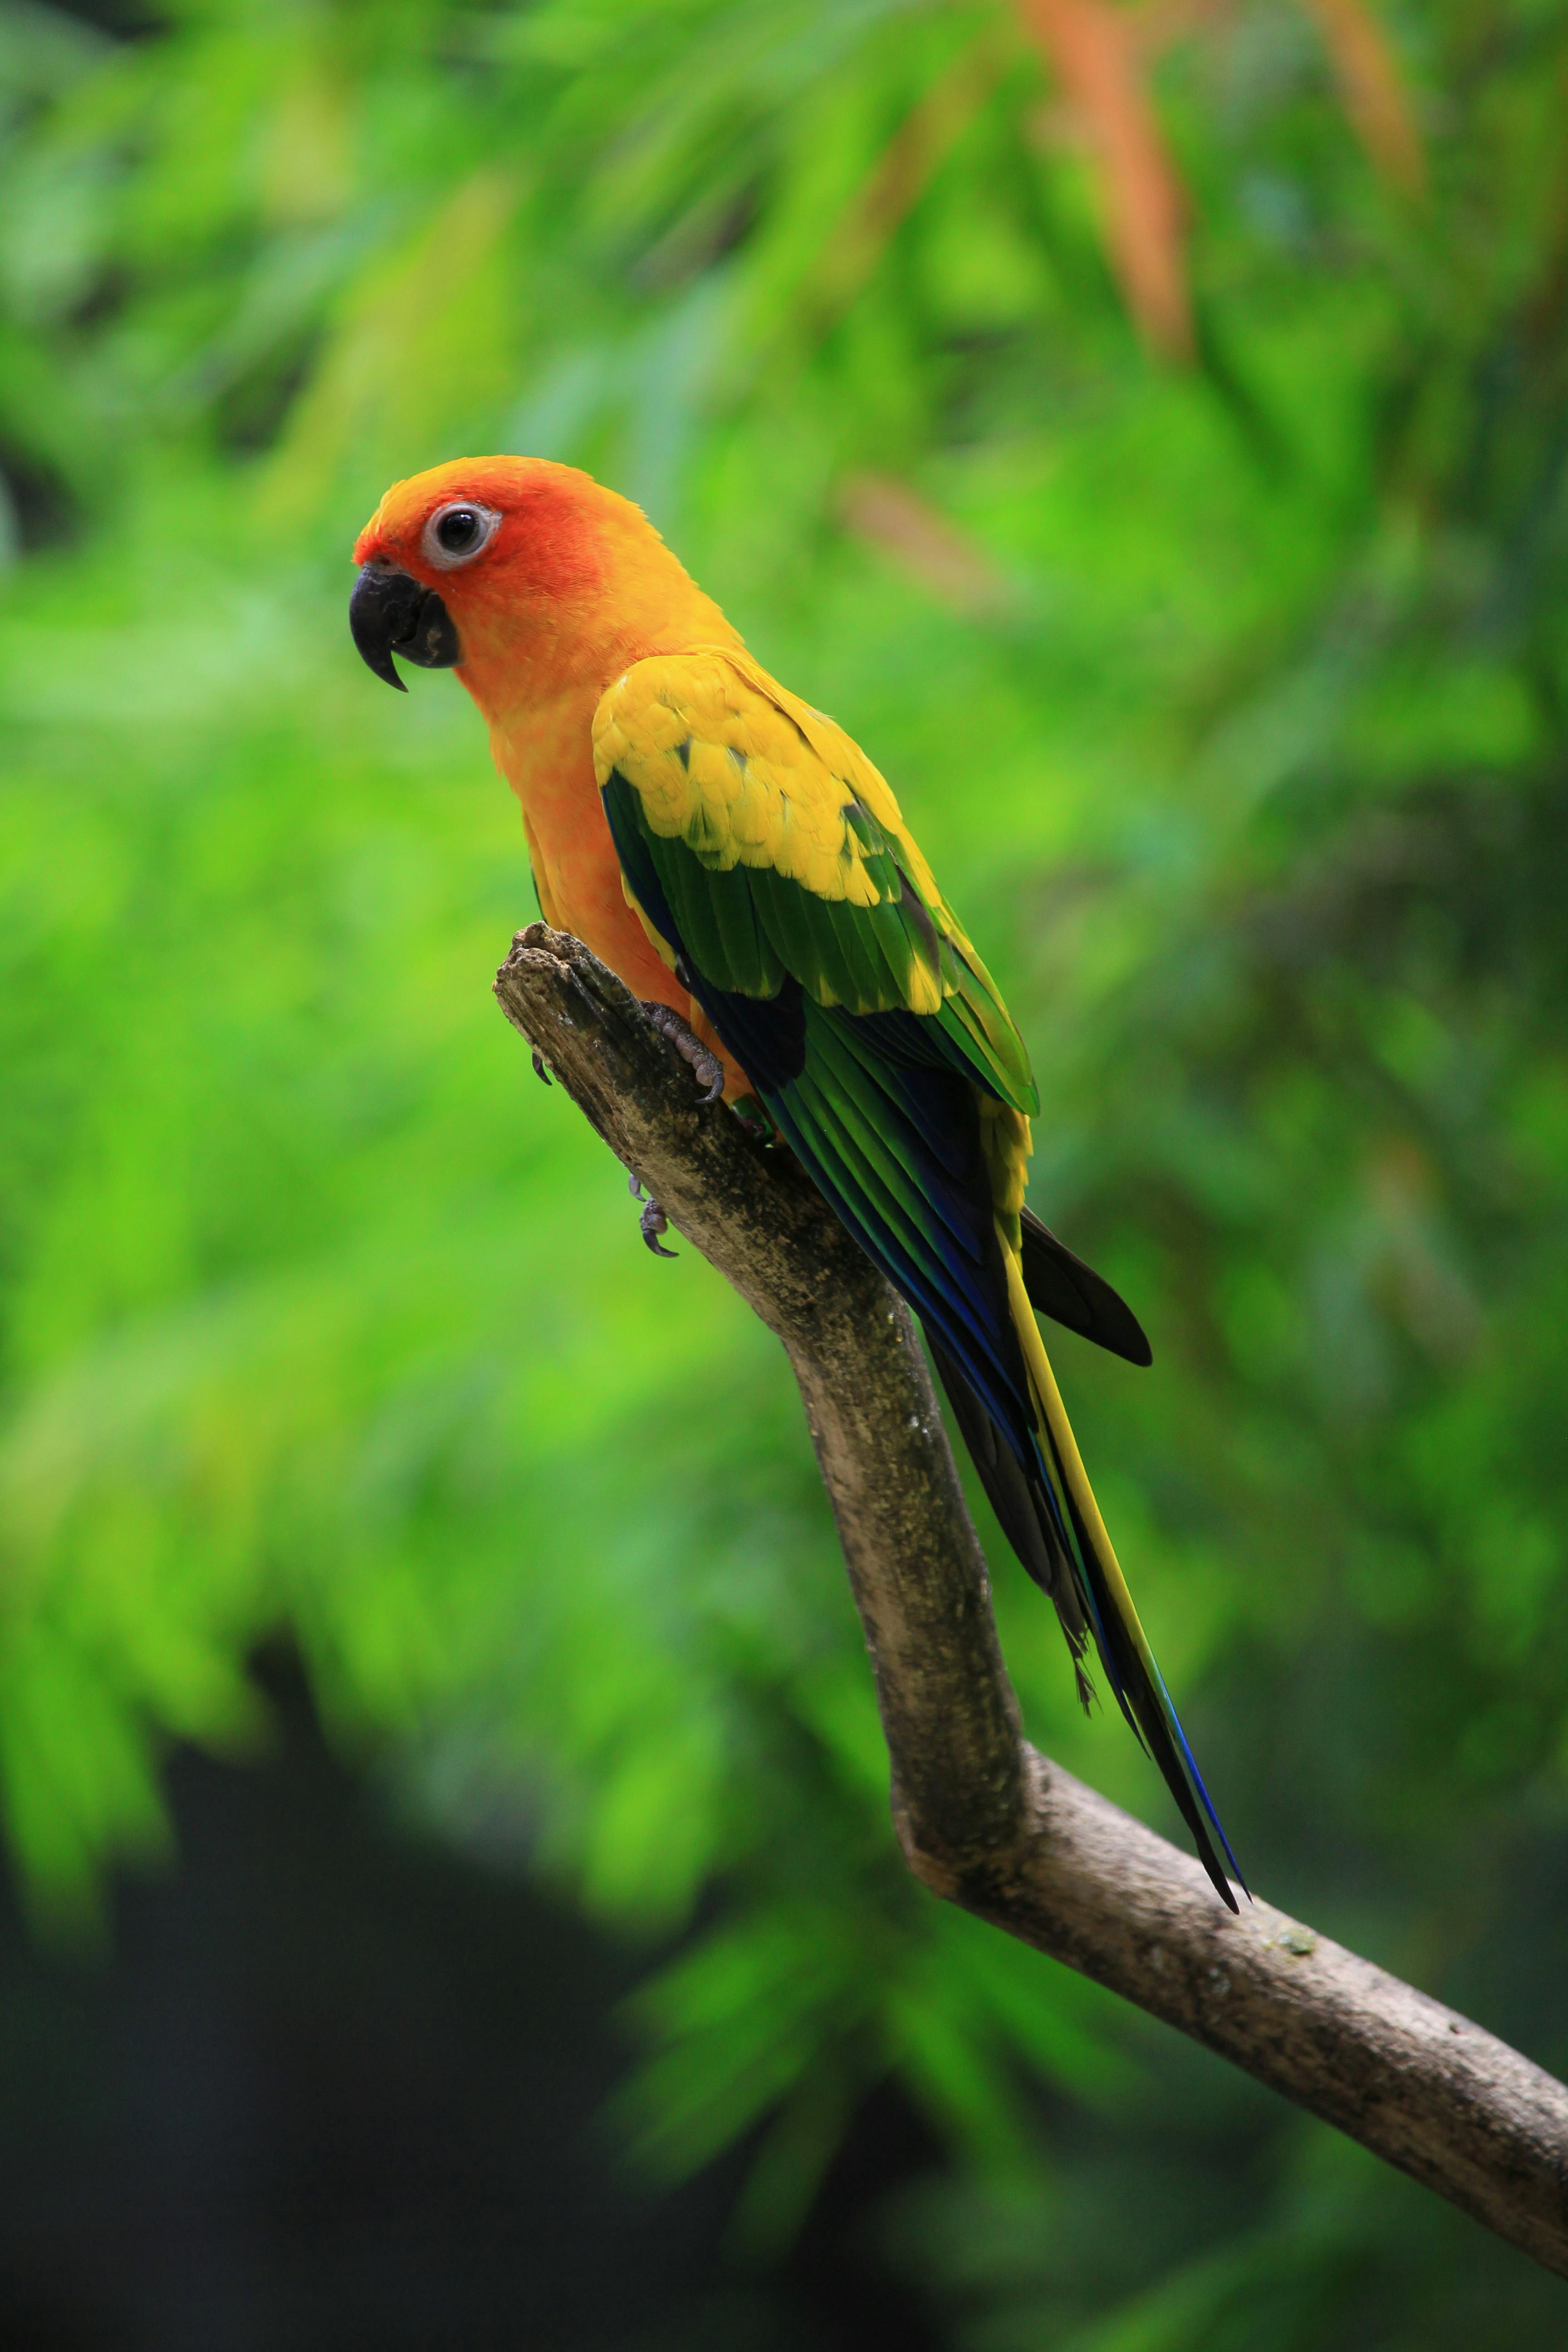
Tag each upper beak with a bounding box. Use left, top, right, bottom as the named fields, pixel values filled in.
left=349, top=564, right=462, bottom=691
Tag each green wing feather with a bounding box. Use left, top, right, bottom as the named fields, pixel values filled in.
left=592, top=647, right=1038, bottom=1120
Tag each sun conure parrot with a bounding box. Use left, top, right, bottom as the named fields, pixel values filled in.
left=350, top=455, right=1242, bottom=1907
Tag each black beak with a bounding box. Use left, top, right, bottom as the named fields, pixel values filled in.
left=349, top=564, right=461, bottom=691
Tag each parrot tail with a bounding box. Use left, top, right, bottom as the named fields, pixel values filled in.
left=929, top=1241, right=1245, bottom=1913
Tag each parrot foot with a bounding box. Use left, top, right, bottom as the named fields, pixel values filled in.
left=640, top=1001, right=725, bottom=1106
left=628, top=1171, right=678, bottom=1258
left=530, top=1046, right=552, bottom=1085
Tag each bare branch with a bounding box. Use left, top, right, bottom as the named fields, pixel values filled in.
left=495, top=923, right=1568, bottom=2279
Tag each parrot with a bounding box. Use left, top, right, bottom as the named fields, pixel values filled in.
left=350, top=455, right=1242, bottom=1908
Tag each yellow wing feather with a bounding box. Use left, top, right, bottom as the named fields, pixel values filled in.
left=593, top=647, right=980, bottom=1019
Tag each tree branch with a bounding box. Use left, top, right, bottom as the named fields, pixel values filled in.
left=494, top=923, right=1568, bottom=2278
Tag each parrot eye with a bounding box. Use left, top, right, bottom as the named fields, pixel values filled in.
left=422, top=501, right=501, bottom=568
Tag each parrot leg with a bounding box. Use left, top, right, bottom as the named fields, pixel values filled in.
left=639, top=1001, right=725, bottom=1105
left=627, top=1171, right=678, bottom=1258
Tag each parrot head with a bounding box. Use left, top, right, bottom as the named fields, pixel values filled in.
left=349, top=455, right=713, bottom=705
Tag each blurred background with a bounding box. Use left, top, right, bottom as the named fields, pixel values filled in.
left=1, top=0, right=1567, bottom=2340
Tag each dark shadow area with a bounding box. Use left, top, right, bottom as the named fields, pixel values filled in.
left=0, top=1658, right=944, bottom=2352
left=0, top=448, right=77, bottom=554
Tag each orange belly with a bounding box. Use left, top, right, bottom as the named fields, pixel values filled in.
left=489, top=701, right=749, bottom=1098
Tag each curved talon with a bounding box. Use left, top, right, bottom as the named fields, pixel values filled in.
left=531, top=1047, right=552, bottom=1085
left=639, top=1197, right=677, bottom=1258
left=627, top=1169, right=676, bottom=1255
left=640, top=1001, right=725, bottom=1106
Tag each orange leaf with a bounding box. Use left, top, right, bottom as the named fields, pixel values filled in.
left=1299, top=0, right=1425, bottom=195
left=1015, top=0, right=1192, bottom=356
left=838, top=474, right=1011, bottom=617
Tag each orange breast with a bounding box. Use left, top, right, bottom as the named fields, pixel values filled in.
left=488, top=696, right=749, bottom=1098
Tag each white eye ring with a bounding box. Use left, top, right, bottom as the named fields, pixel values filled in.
left=421, top=500, right=503, bottom=569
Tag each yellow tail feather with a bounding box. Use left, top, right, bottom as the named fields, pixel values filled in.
left=1001, top=1240, right=1164, bottom=1690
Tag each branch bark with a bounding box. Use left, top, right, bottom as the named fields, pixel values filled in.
left=494, top=922, right=1568, bottom=2279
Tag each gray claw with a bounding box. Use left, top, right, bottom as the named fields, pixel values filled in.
left=629, top=1170, right=677, bottom=1255
left=639, top=1196, right=677, bottom=1258
left=531, top=1047, right=552, bottom=1085
left=641, top=1001, right=725, bottom=1106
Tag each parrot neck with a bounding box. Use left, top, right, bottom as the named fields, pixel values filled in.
left=446, top=524, right=743, bottom=743
left=455, top=565, right=742, bottom=743
left=454, top=556, right=745, bottom=936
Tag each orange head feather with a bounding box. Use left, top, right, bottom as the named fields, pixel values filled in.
left=351, top=456, right=737, bottom=721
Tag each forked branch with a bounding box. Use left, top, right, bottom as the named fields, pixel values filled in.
left=494, top=923, right=1568, bottom=2279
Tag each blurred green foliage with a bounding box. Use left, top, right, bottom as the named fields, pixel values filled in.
left=2, top=0, right=1567, bottom=2335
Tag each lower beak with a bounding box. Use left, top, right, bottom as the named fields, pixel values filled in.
left=349, top=564, right=461, bottom=691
